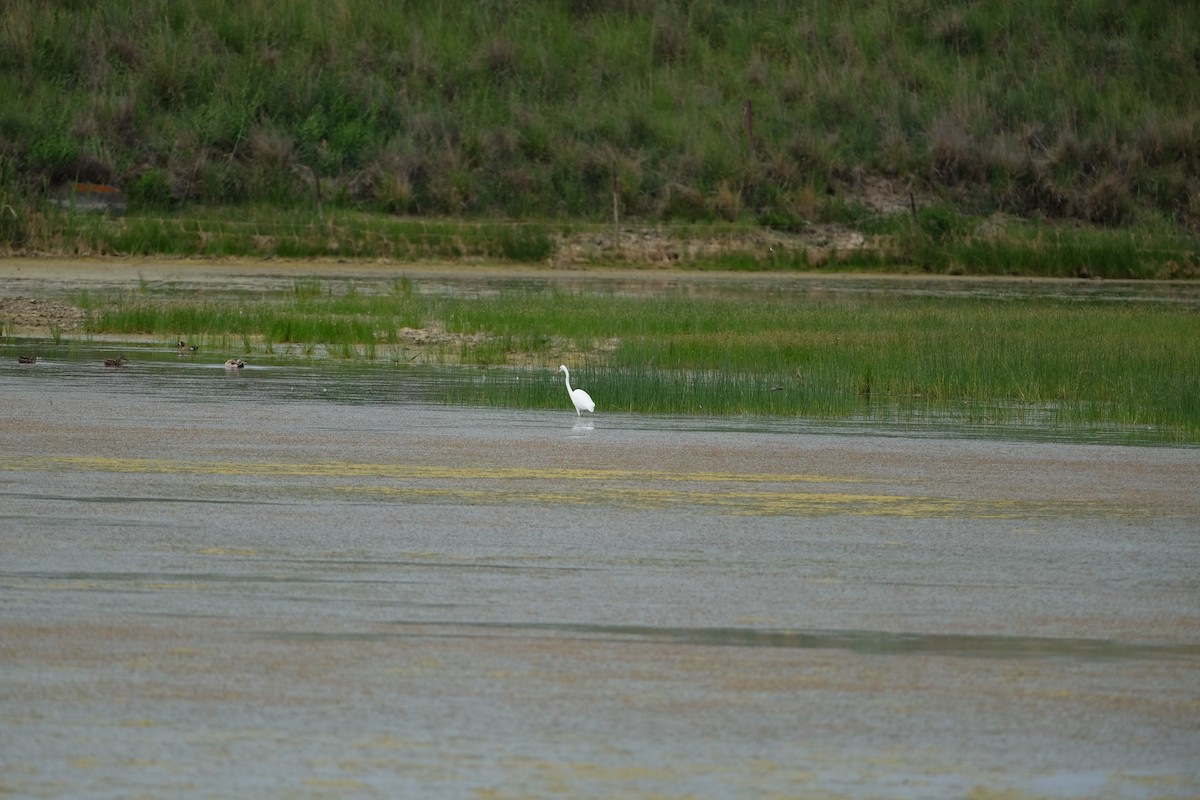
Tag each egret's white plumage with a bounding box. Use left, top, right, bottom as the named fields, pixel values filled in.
left=559, top=365, right=595, bottom=416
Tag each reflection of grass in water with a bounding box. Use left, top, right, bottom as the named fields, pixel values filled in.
left=74, top=282, right=1200, bottom=440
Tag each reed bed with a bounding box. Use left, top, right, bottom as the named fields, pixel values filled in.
left=74, top=280, right=1200, bottom=441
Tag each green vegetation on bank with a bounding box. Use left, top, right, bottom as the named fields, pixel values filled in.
left=70, top=280, right=1200, bottom=441
left=14, top=204, right=1200, bottom=278
left=2, top=0, right=1199, bottom=263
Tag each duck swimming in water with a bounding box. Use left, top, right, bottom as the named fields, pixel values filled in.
left=224, top=358, right=245, bottom=369
left=17, top=355, right=37, bottom=364
left=104, top=355, right=129, bottom=367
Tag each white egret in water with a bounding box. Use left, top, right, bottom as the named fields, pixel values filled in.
left=559, top=364, right=595, bottom=416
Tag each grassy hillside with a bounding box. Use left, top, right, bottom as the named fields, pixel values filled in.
left=2, top=0, right=1199, bottom=249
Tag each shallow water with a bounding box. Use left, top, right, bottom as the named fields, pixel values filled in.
left=5, top=255, right=1200, bottom=305
left=2, top=342, right=1199, bottom=798
left=6, top=339, right=1188, bottom=447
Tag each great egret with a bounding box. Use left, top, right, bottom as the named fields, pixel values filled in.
left=559, top=364, right=595, bottom=416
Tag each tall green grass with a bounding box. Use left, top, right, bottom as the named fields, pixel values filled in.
left=75, top=279, right=1200, bottom=440
left=857, top=208, right=1199, bottom=278
left=1, top=0, right=1197, bottom=238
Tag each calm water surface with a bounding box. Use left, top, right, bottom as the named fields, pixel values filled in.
left=6, top=256, right=1200, bottom=304
left=2, top=342, right=1199, bottom=798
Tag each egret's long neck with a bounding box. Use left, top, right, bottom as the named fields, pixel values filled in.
left=561, top=368, right=571, bottom=391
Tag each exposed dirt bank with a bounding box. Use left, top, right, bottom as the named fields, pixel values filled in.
left=0, top=296, right=88, bottom=333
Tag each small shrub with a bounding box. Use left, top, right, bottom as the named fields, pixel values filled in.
left=917, top=205, right=970, bottom=243
left=28, top=133, right=80, bottom=179
left=658, top=183, right=710, bottom=221
left=711, top=181, right=743, bottom=222
left=498, top=225, right=553, bottom=262
left=376, top=172, right=415, bottom=214
left=128, top=169, right=174, bottom=209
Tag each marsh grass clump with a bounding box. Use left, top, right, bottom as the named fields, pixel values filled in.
left=497, top=225, right=554, bottom=263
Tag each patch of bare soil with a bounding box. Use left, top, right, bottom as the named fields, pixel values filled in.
left=550, top=224, right=869, bottom=266
left=549, top=174, right=930, bottom=266
left=0, top=297, right=87, bottom=335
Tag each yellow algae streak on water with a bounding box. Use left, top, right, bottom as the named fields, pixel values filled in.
left=303, top=777, right=370, bottom=790
left=5, top=454, right=1109, bottom=519
left=339, top=482, right=1051, bottom=520
left=3, top=455, right=854, bottom=486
